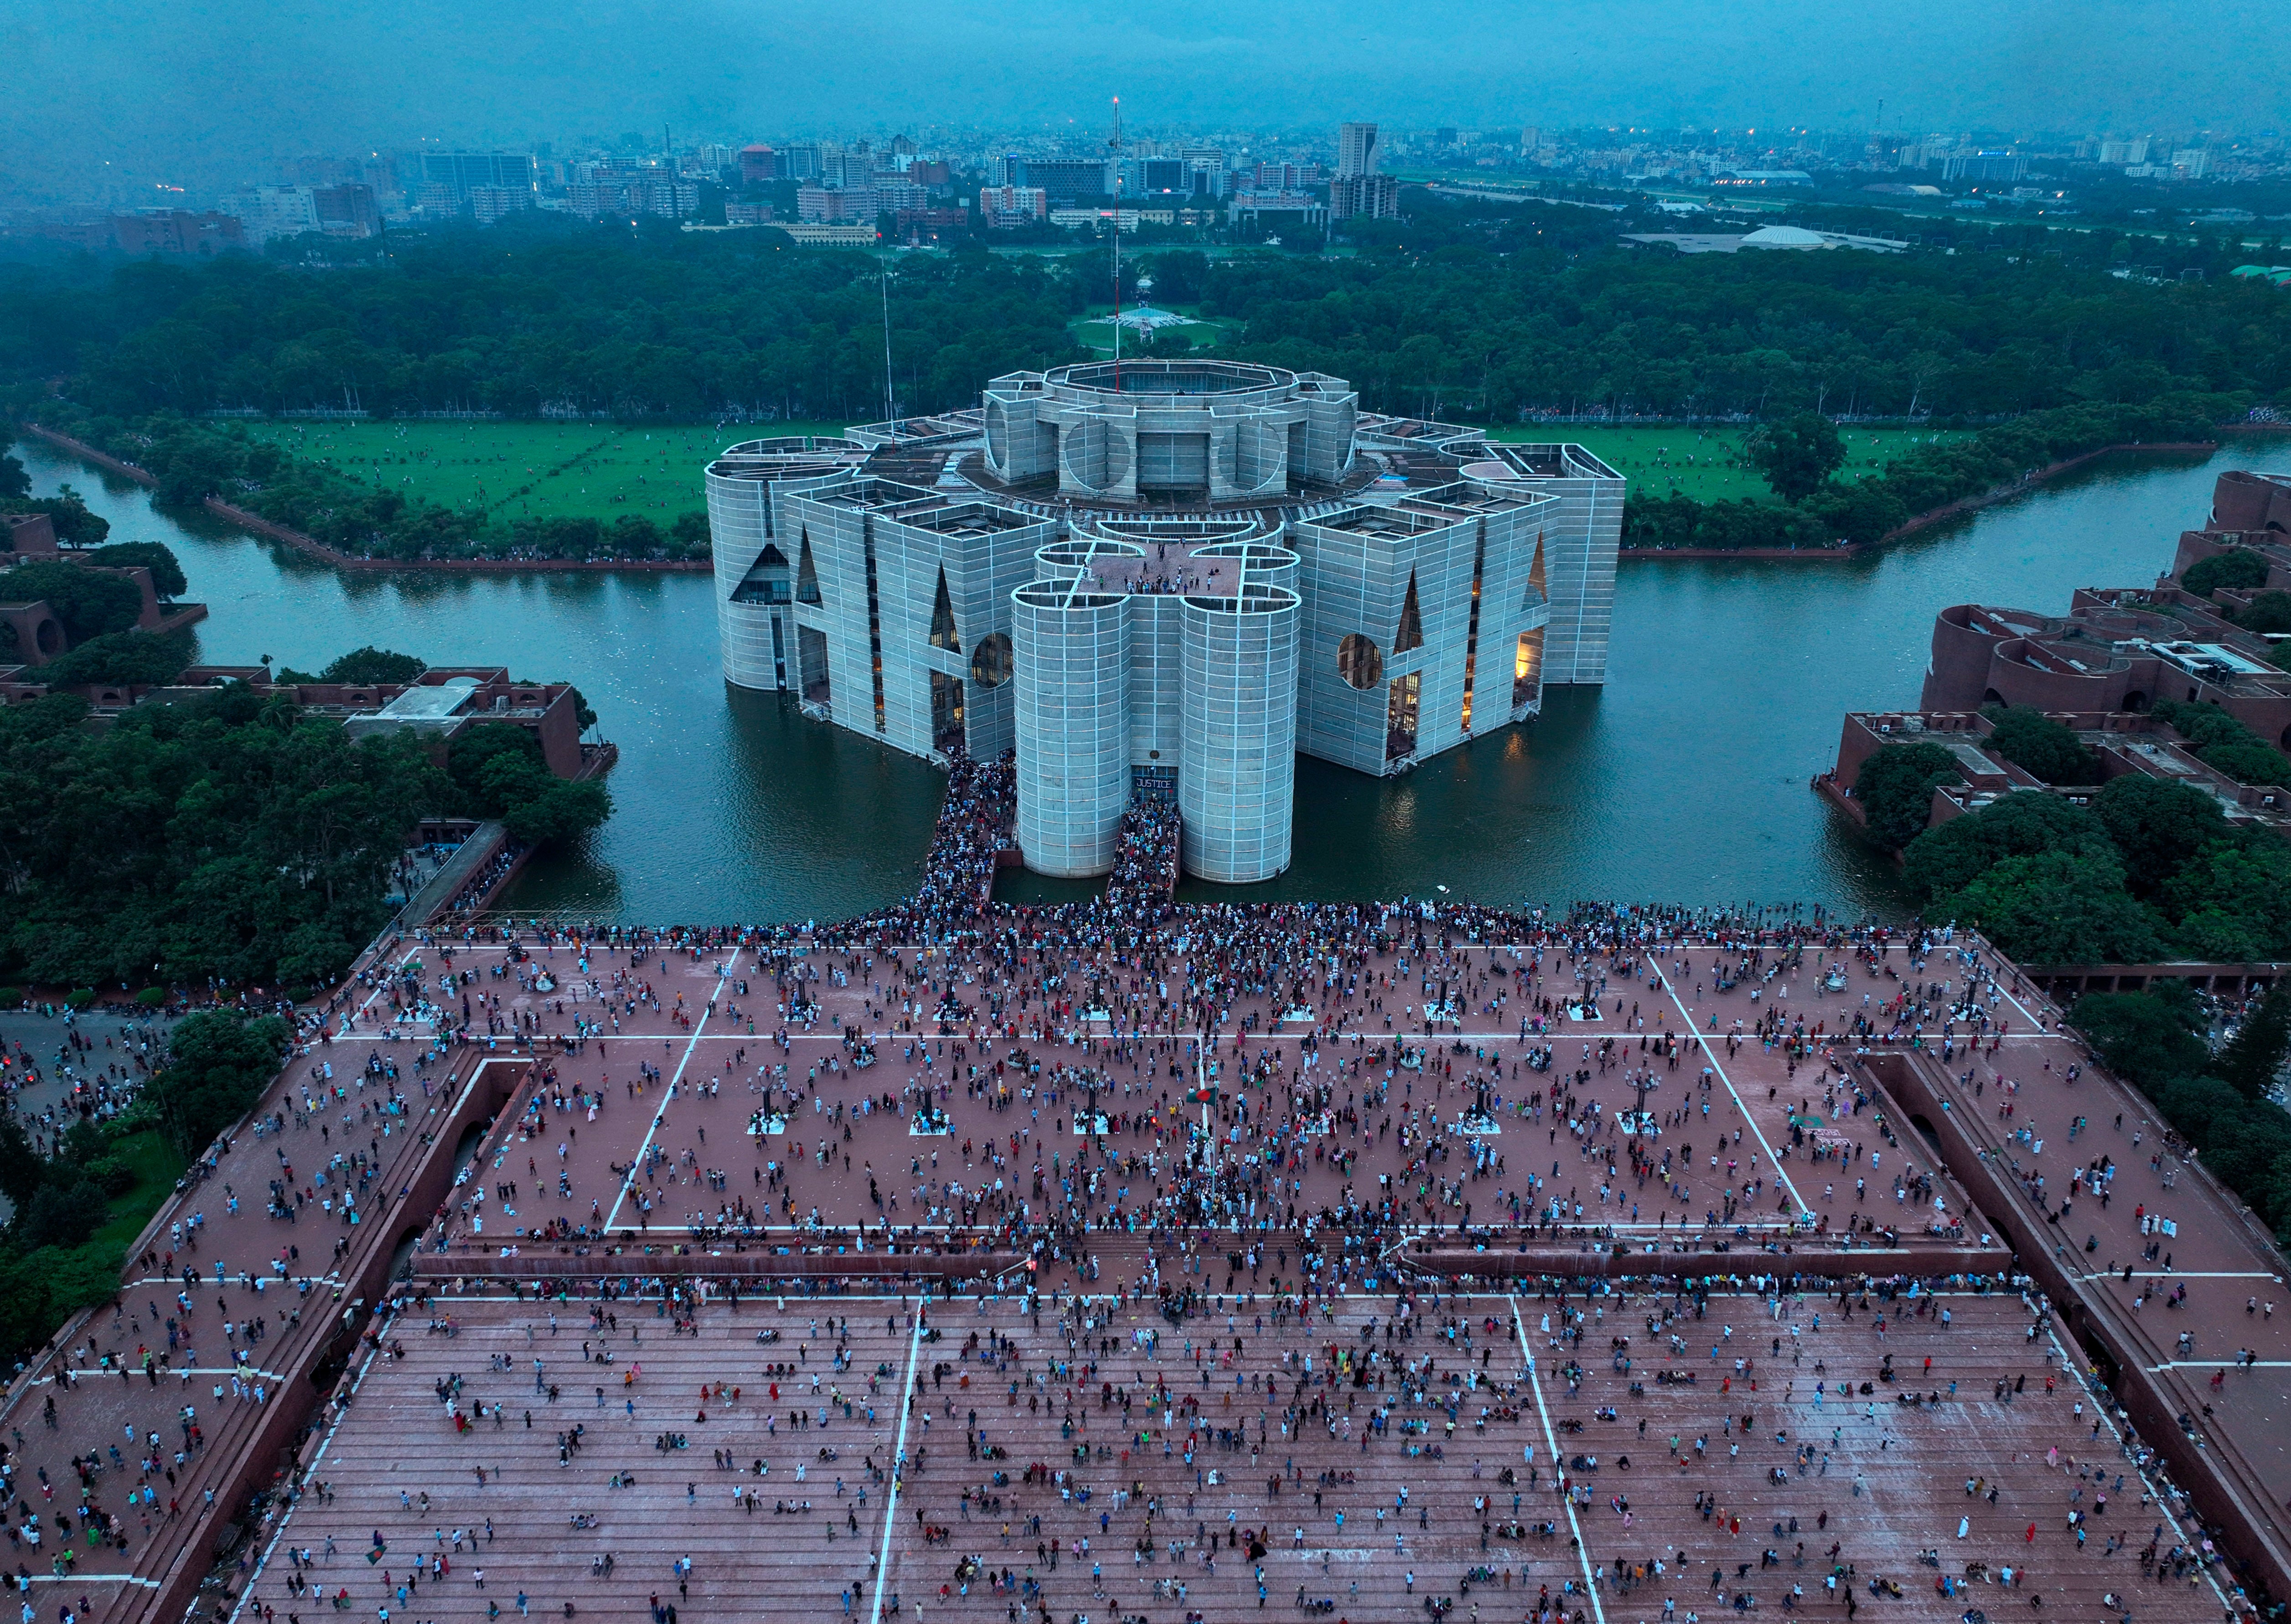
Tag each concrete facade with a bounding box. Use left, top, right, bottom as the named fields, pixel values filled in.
left=702, top=438, right=873, bottom=693
left=773, top=478, right=1056, bottom=763
left=703, top=365, right=1624, bottom=885
left=982, top=361, right=1355, bottom=503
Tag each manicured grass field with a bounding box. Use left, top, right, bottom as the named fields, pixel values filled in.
left=1485, top=423, right=1969, bottom=503
left=1068, top=303, right=1238, bottom=358
left=245, top=420, right=845, bottom=523
left=243, top=418, right=1967, bottom=517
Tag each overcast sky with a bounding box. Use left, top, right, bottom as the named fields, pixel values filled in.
left=4, top=0, right=2284, bottom=199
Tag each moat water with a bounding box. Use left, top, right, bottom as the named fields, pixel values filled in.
left=14, top=435, right=2260, bottom=924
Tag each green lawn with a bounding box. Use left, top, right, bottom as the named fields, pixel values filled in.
left=1069, top=303, right=1239, bottom=358
left=1484, top=423, right=1969, bottom=503
left=244, top=420, right=846, bottom=523
left=240, top=418, right=1965, bottom=517
left=92, top=1128, right=184, bottom=1250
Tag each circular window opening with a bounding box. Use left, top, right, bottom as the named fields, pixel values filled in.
left=1338, top=632, right=1383, bottom=691
left=969, top=632, right=1013, bottom=689
left=34, top=619, right=62, bottom=656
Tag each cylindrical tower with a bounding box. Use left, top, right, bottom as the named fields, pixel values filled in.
left=703, top=465, right=778, bottom=690
left=1012, top=582, right=1132, bottom=877
left=1179, top=583, right=1300, bottom=884
left=703, top=439, right=868, bottom=691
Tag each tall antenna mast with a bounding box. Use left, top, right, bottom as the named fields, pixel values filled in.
left=880, top=268, right=896, bottom=425
left=1108, top=96, right=1124, bottom=389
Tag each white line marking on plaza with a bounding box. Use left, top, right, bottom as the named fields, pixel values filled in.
left=229, top=1337, right=388, bottom=1624
left=1512, top=1296, right=1607, bottom=1624
left=604, top=950, right=743, bottom=1231
left=870, top=1302, right=927, bottom=1624
left=1647, top=959, right=1806, bottom=1217
left=2040, top=1316, right=2237, bottom=1609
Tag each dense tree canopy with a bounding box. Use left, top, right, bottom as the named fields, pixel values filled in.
left=0, top=685, right=444, bottom=992
left=1851, top=741, right=1961, bottom=851
left=1905, top=772, right=2291, bottom=964
left=1980, top=705, right=2101, bottom=784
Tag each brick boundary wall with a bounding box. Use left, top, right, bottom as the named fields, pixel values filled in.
left=136, top=1053, right=531, bottom=1624
left=1863, top=1048, right=2291, bottom=1603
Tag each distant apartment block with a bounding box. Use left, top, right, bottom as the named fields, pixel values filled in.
left=796, top=185, right=879, bottom=224
left=978, top=185, right=1048, bottom=227
left=1331, top=121, right=1398, bottom=219
left=567, top=164, right=697, bottom=220
left=228, top=185, right=321, bottom=244
left=420, top=151, right=537, bottom=212
left=468, top=186, right=535, bottom=225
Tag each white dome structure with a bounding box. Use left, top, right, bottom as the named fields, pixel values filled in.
left=1739, top=224, right=1829, bottom=250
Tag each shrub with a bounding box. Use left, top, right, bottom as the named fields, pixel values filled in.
left=63, top=988, right=95, bottom=1010
left=2239, top=590, right=2291, bottom=634
left=146, top=1011, right=291, bottom=1155
left=0, top=561, right=145, bottom=643
left=83, top=541, right=187, bottom=600
left=1980, top=705, right=2100, bottom=784
left=322, top=647, right=428, bottom=685
left=1903, top=793, right=2114, bottom=904
left=1851, top=742, right=1962, bottom=850
left=39, top=630, right=191, bottom=689
left=134, top=986, right=168, bottom=1008
left=18, top=1179, right=109, bottom=1250
left=2182, top=549, right=2269, bottom=598
left=0, top=988, right=22, bottom=1010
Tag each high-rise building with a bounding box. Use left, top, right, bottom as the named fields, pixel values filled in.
left=419, top=151, right=537, bottom=211
left=227, top=185, right=322, bottom=244
left=796, top=184, right=880, bottom=224
left=1336, top=122, right=1381, bottom=178
left=977, top=185, right=1048, bottom=227
left=467, top=186, right=534, bottom=225
left=739, top=146, right=777, bottom=185
left=310, top=184, right=380, bottom=237
left=1331, top=122, right=1399, bottom=219
left=2098, top=138, right=2150, bottom=165
left=1021, top=158, right=1112, bottom=204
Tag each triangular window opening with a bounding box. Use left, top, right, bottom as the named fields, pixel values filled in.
left=928, top=567, right=961, bottom=652
left=796, top=531, right=822, bottom=604
left=1525, top=533, right=1546, bottom=608
left=1392, top=571, right=1424, bottom=655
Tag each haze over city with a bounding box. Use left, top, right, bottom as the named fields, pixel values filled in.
left=5, top=0, right=2289, bottom=196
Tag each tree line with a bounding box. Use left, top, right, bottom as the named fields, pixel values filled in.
left=0, top=666, right=606, bottom=997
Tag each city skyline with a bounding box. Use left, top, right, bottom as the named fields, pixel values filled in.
left=5, top=0, right=2288, bottom=199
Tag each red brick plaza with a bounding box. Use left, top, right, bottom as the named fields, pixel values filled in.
left=3, top=902, right=2282, bottom=1624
